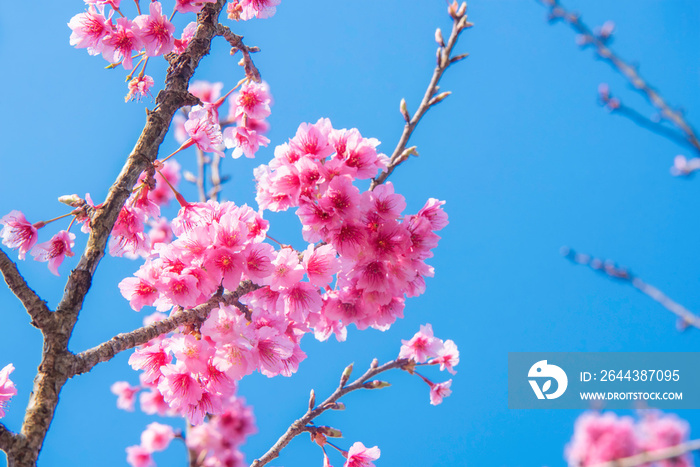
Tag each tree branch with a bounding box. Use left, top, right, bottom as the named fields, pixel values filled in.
left=591, top=439, right=700, bottom=467
left=370, top=4, right=471, bottom=190
left=7, top=3, right=231, bottom=466
left=250, top=358, right=408, bottom=467
left=70, top=281, right=259, bottom=377
left=0, top=422, right=17, bottom=453
left=0, top=248, right=52, bottom=331
left=538, top=0, right=700, bottom=156
left=561, top=247, right=700, bottom=330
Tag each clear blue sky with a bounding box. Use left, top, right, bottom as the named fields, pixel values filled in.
left=1, top=1, right=700, bottom=466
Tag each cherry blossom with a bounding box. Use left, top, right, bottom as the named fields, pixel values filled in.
left=0, top=364, right=17, bottom=418
left=0, top=210, right=38, bottom=260
left=140, top=422, right=175, bottom=452
left=68, top=6, right=112, bottom=55
left=344, top=442, right=380, bottom=467
left=126, top=445, right=154, bottom=467
left=399, top=323, right=443, bottom=363
left=428, top=379, right=452, bottom=405
left=565, top=412, right=638, bottom=466
left=101, top=17, right=144, bottom=70
left=133, top=2, right=175, bottom=57
left=31, top=230, right=75, bottom=275
left=125, top=75, right=155, bottom=102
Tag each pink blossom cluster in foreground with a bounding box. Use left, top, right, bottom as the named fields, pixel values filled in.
left=256, top=118, right=448, bottom=340
left=0, top=364, right=17, bottom=418
left=566, top=411, right=693, bottom=467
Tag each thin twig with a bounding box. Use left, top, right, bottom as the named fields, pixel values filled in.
left=0, top=249, right=53, bottom=331
left=614, top=105, right=694, bottom=151
left=370, top=4, right=471, bottom=190
left=215, top=24, right=262, bottom=83
left=591, top=439, right=700, bottom=467
left=209, top=153, right=223, bottom=201
left=70, top=281, right=259, bottom=377
left=561, top=247, right=700, bottom=330
left=538, top=0, right=700, bottom=156
left=196, top=147, right=207, bottom=202
left=250, top=358, right=408, bottom=467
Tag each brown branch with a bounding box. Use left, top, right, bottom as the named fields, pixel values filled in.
left=0, top=422, right=17, bottom=453
left=70, top=281, right=259, bottom=377
left=250, top=358, right=408, bottom=467
left=216, top=24, right=262, bottom=83
left=195, top=147, right=208, bottom=202
left=591, top=439, right=700, bottom=467
left=6, top=3, right=232, bottom=466
left=561, top=247, right=700, bottom=330
left=0, top=249, right=53, bottom=331
left=538, top=0, right=700, bottom=156
left=370, top=3, right=471, bottom=190
left=209, top=153, right=223, bottom=201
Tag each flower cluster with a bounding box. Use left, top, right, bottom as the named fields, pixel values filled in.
left=399, top=324, right=459, bottom=405
left=172, top=80, right=273, bottom=160
left=255, top=119, right=448, bottom=340
left=186, top=396, right=257, bottom=466
left=110, top=160, right=180, bottom=258
left=0, top=364, right=17, bottom=418
left=566, top=411, right=693, bottom=467
left=125, top=422, right=175, bottom=467
left=227, top=0, right=280, bottom=21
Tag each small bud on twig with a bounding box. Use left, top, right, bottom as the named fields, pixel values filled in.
left=363, top=380, right=391, bottom=389
left=308, top=389, right=316, bottom=411
left=317, top=426, right=343, bottom=438
left=450, top=53, right=470, bottom=64
left=58, top=194, right=83, bottom=208
left=183, top=171, right=197, bottom=183
left=458, top=2, right=468, bottom=18
left=371, top=358, right=379, bottom=369
left=322, top=401, right=346, bottom=411
left=400, top=98, right=410, bottom=122
left=435, top=28, right=445, bottom=47
left=429, top=91, right=452, bottom=106
left=340, top=363, right=353, bottom=387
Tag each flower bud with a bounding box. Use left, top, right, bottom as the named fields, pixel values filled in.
left=308, top=389, right=316, bottom=411
left=363, top=380, right=391, bottom=389
left=400, top=98, right=410, bottom=122
left=340, top=363, right=353, bottom=387
left=58, top=194, right=83, bottom=207
left=317, top=426, right=343, bottom=438
left=429, top=91, right=452, bottom=106
left=435, top=28, right=445, bottom=47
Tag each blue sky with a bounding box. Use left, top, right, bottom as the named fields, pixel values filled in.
left=1, top=1, right=700, bottom=466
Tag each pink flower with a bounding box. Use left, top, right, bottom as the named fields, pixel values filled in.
left=68, top=6, right=112, bottom=55
left=158, top=362, right=203, bottom=410
left=125, top=75, right=155, bottom=102
left=189, top=81, right=224, bottom=104
left=638, top=412, right=692, bottom=467
left=344, top=442, right=380, bottom=467
left=0, top=364, right=17, bottom=418
left=399, top=323, right=443, bottom=363
left=173, top=22, right=197, bottom=54
left=101, top=17, right=144, bottom=70
left=183, top=106, right=224, bottom=156
left=133, top=2, right=174, bottom=56
left=0, top=210, right=38, bottom=260
left=111, top=381, right=141, bottom=411
left=223, top=125, right=270, bottom=159
left=433, top=339, right=459, bottom=375
left=140, top=422, right=175, bottom=452
left=429, top=379, right=452, bottom=405
left=30, top=230, right=75, bottom=276
left=565, top=412, right=638, bottom=466
left=302, top=244, right=339, bottom=288
left=230, top=81, right=271, bottom=121
left=175, top=0, right=216, bottom=14
left=236, top=0, right=281, bottom=20
left=126, top=445, right=154, bottom=467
